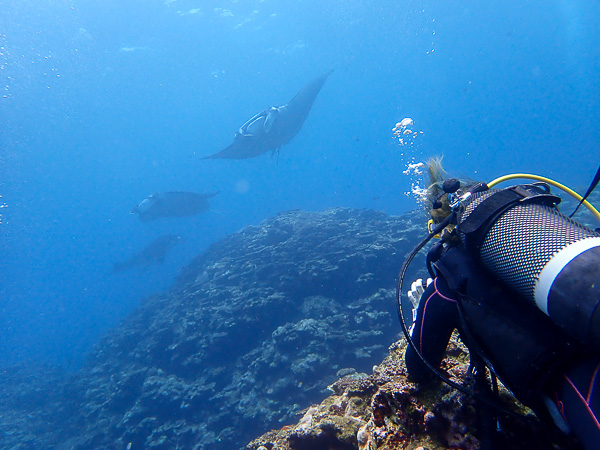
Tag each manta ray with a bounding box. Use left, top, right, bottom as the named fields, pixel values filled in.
left=113, top=234, right=183, bottom=272
left=131, top=191, right=218, bottom=222
left=203, top=70, right=333, bottom=159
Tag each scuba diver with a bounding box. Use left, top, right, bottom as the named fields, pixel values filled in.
left=397, top=157, right=600, bottom=449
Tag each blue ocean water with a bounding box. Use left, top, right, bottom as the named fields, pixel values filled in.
left=1, top=0, right=599, bottom=370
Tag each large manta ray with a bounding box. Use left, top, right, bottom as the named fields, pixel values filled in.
left=113, top=234, right=183, bottom=272
left=203, top=70, right=333, bottom=159
left=131, top=191, right=218, bottom=222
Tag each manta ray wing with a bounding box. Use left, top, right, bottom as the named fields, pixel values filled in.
left=202, top=70, right=333, bottom=160
left=202, top=136, right=266, bottom=160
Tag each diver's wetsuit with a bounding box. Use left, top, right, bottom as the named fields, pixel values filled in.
left=404, top=245, right=600, bottom=449
left=404, top=276, right=458, bottom=382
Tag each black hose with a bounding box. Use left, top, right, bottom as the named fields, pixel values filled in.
left=395, top=214, right=469, bottom=394
left=395, top=214, right=539, bottom=422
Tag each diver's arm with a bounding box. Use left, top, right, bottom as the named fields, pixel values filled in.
left=405, top=277, right=459, bottom=382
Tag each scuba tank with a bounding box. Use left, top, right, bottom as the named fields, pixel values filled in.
left=396, top=168, right=600, bottom=443
left=454, top=178, right=600, bottom=353
left=397, top=169, right=600, bottom=386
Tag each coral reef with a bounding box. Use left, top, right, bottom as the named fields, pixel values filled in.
left=248, top=338, right=581, bottom=450
left=0, top=205, right=587, bottom=449
left=0, top=363, right=81, bottom=448
left=68, top=208, right=422, bottom=449
left=0, top=208, right=426, bottom=449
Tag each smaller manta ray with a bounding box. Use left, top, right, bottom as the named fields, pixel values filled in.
left=113, top=234, right=184, bottom=273
left=203, top=70, right=333, bottom=159
left=131, top=191, right=218, bottom=222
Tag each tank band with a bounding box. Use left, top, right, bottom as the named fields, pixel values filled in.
left=534, top=237, right=600, bottom=315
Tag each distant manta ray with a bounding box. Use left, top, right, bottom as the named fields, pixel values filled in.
left=131, top=191, right=218, bottom=222
left=203, top=70, right=333, bottom=159
left=113, top=234, right=183, bottom=273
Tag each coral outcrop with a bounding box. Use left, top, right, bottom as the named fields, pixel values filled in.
left=0, top=205, right=587, bottom=449
left=248, top=337, right=581, bottom=450
left=0, top=208, right=425, bottom=449
left=67, top=208, right=422, bottom=449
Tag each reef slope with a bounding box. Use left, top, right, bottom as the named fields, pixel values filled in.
left=247, top=336, right=580, bottom=450
left=70, top=207, right=423, bottom=449
left=0, top=206, right=584, bottom=449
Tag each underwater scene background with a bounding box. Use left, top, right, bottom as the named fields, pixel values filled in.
left=1, top=0, right=600, bottom=448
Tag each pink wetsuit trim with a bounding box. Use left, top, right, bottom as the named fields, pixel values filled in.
left=564, top=374, right=600, bottom=432
left=587, top=362, right=600, bottom=403
left=418, top=278, right=457, bottom=353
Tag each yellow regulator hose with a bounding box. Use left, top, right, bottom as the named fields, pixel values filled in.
left=487, top=173, right=600, bottom=223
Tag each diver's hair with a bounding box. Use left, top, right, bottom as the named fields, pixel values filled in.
left=424, top=156, right=475, bottom=223
left=424, top=156, right=447, bottom=210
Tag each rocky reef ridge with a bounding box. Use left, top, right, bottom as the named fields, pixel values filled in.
left=0, top=207, right=424, bottom=449
left=73, top=208, right=421, bottom=449
left=248, top=337, right=581, bottom=450
left=0, top=205, right=588, bottom=449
